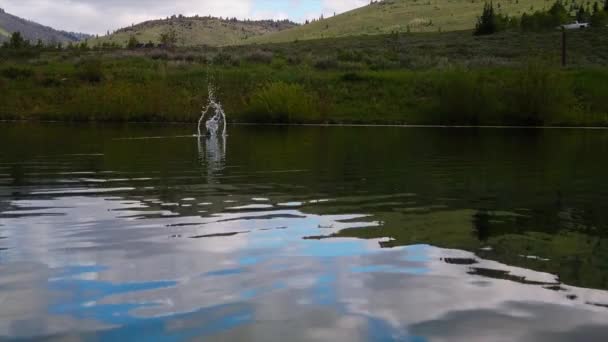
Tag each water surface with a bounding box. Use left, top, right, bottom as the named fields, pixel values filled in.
left=1, top=123, right=608, bottom=341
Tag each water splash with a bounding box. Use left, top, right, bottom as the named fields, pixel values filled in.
left=197, top=133, right=226, bottom=183
left=196, top=75, right=227, bottom=184
left=197, top=85, right=227, bottom=137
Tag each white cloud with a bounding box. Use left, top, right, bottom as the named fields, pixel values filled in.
left=251, top=10, right=290, bottom=21
left=1, top=0, right=368, bottom=34
left=2, top=0, right=253, bottom=34
left=301, top=0, right=367, bottom=21
left=322, top=0, right=368, bottom=14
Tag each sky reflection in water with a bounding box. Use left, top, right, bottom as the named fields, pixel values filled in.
left=1, top=124, right=608, bottom=341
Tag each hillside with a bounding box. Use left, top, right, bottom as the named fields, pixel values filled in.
left=93, top=16, right=298, bottom=47
left=0, top=8, right=89, bottom=44
left=249, top=0, right=587, bottom=43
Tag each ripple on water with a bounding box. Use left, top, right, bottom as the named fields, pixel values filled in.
left=1, top=125, right=608, bottom=340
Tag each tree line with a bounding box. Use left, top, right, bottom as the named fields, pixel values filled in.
left=0, top=32, right=83, bottom=50
left=1, top=30, right=182, bottom=51
left=475, top=0, right=608, bottom=35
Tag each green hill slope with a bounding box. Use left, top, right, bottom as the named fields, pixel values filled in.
left=248, top=0, right=586, bottom=44
left=93, top=16, right=298, bottom=47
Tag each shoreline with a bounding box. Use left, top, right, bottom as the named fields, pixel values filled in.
left=2, top=119, right=608, bottom=130
left=3, top=29, right=608, bottom=128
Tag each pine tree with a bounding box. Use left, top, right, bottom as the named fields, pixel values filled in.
left=576, top=5, right=592, bottom=21
left=475, top=2, right=497, bottom=35
left=8, top=32, right=27, bottom=49
left=577, top=6, right=585, bottom=21
left=127, top=36, right=139, bottom=49
left=548, top=1, right=570, bottom=26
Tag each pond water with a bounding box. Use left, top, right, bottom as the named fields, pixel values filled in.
left=1, top=123, right=608, bottom=341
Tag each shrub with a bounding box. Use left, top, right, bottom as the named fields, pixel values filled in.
left=337, top=49, right=364, bottom=62
left=286, top=55, right=302, bottom=65
left=159, top=29, right=178, bottom=48
left=213, top=52, right=239, bottom=66
left=367, top=56, right=400, bottom=70
left=183, top=53, right=197, bottom=62
left=1, top=66, right=34, bottom=79
left=246, top=82, right=321, bottom=123
left=38, top=76, right=62, bottom=87
left=340, top=72, right=367, bottom=82
left=314, top=56, right=338, bottom=70
left=270, top=57, right=288, bottom=69
left=150, top=51, right=169, bottom=60
left=76, top=60, right=104, bottom=83
left=244, top=50, right=274, bottom=64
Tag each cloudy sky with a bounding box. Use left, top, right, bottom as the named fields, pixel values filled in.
left=1, top=0, right=368, bottom=34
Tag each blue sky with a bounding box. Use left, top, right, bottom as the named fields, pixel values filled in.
left=1, top=0, right=367, bottom=34
left=253, top=0, right=324, bottom=18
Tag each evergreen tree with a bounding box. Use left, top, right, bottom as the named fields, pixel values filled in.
left=548, top=1, right=570, bottom=24
left=474, top=2, right=514, bottom=34
left=127, top=35, right=139, bottom=49
left=577, top=6, right=585, bottom=21
left=576, top=5, right=591, bottom=21
left=8, top=31, right=27, bottom=49
left=475, top=2, right=497, bottom=35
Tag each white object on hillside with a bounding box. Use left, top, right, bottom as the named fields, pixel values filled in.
left=562, top=21, right=589, bottom=30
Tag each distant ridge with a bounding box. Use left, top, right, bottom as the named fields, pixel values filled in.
left=0, top=8, right=92, bottom=44
left=94, top=15, right=299, bottom=47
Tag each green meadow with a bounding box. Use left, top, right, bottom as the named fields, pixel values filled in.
left=1, top=29, right=608, bottom=126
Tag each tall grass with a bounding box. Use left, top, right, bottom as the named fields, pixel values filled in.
left=244, top=81, right=322, bottom=123
left=505, top=60, right=574, bottom=125
left=432, top=70, right=502, bottom=125
left=429, top=61, right=589, bottom=126
left=0, top=54, right=607, bottom=126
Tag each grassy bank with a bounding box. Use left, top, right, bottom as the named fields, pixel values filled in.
left=1, top=30, right=608, bottom=126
